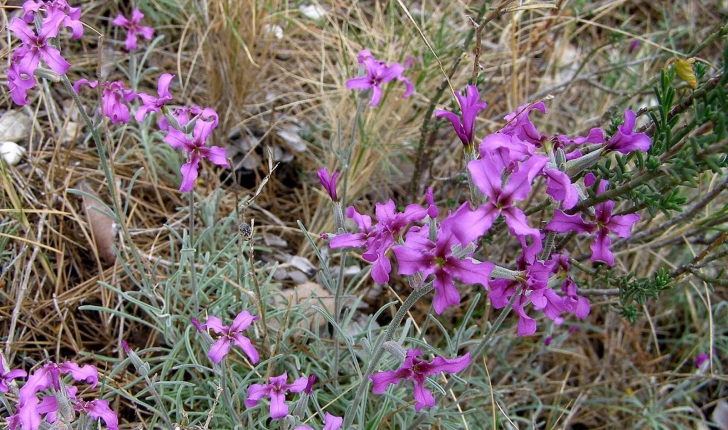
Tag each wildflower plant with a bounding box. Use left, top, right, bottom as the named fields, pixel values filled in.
left=1, top=0, right=726, bottom=429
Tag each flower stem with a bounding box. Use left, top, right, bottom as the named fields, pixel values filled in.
left=332, top=98, right=363, bottom=379
left=189, top=190, right=200, bottom=314
left=406, top=298, right=514, bottom=430
left=59, top=72, right=151, bottom=287
left=342, top=283, right=434, bottom=429
left=218, top=360, right=241, bottom=424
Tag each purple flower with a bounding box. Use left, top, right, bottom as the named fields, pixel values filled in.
left=500, top=102, right=548, bottom=145
left=435, top=85, right=487, bottom=148
left=7, top=53, right=37, bottom=106
left=159, top=105, right=219, bottom=131
left=245, top=372, right=309, bottom=419
left=545, top=174, right=640, bottom=266
left=478, top=132, right=535, bottom=167
left=488, top=258, right=561, bottom=336
left=628, top=40, right=641, bottom=54
left=21, top=385, right=119, bottom=430
left=112, top=8, right=155, bottom=51
left=20, top=362, right=98, bottom=402
left=13, top=361, right=101, bottom=429
left=330, top=200, right=434, bottom=283
left=694, top=352, right=710, bottom=368
left=204, top=311, right=259, bottom=364
left=0, top=362, right=27, bottom=393
left=543, top=168, right=579, bottom=210
left=346, top=50, right=414, bottom=106
left=317, top=168, right=339, bottom=201
left=134, top=73, right=175, bottom=121
left=295, top=412, right=343, bottom=430
left=604, top=110, right=651, bottom=154
left=190, top=317, right=206, bottom=332
left=163, top=114, right=229, bottom=192
left=22, top=0, right=84, bottom=39
left=369, top=349, right=470, bottom=411
left=303, top=374, right=317, bottom=395
left=392, top=210, right=494, bottom=314
left=464, top=154, right=548, bottom=262
left=8, top=14, right=71, bottom=75
left=550, top=254, right=590, bottom=318
left=75, top=398, right=119, bottom=430
left=74, top=79, right=137, bottom=124
left=557, top=127, right=605, bottom=146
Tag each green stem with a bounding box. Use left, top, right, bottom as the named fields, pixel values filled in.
left=406, top=298, right=515, bottom=430
left=189, top=190, right=200, bottom=314
left=342, top=283, right=434, bottom=429
left=218, top=361, right=241, bottom=424
left=142, top=374, right=175, bottom=429
left=59, top=74, right=151, bottom=287
left=332, top=98, right=364, bottom=379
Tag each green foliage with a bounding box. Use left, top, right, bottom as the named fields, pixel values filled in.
left=615, top=268, right=674, bottom=323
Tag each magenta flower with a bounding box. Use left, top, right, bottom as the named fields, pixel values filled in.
left=435, top=85, right=488, bottom=148
left=488, top=258, right=564, bottom=336
left=303, top=374, right=316, bottom=395
left=74, top=79, right=137, bottom=124
left=500, top=101, right=548, bottom=145
left=13, top=361, right=101, bottom=430
left=204, top=310, right=259, bottom=364
left=464, top=154, right=548, bottom=262
left=245, top=372, right=309, bottom=419
left=295, top=412, right=343, bottom=430
left=317, top=168, right=339, bottom=201
left=0, top=362, right=26, bottom=393
left=159, top=105, right=219, bottom=131
left=22, top=0, right=84, bottom=39
left=557, top=127, right=605, bottom=146
left=549, top=254, right=590, bottom=318
left=694, top=353, right=710, bottom=368
left=542, top=168, right=579, bottom=210
left=330, top=200, right=434, bottom=283
left=7, top=53, right=37, bottom=106
left=604, top=110, right=651, bottom=154
left=8, top=14, right=71, bottom=75
left=34, top=386, right=119, bottom=430
left=478, top=132, right=536, bottom=167
left=369, top=349, right=470, bottom=411
left=545, top=174, right=641, bottom=266
left=112, top=8, right=155, bottom=51
left=392, top=211, right=494, bottom=314
left=19, top=361, right=98, bottom=404
left=134, top=73, right=175, bottom=121
left=163, top=114, right=229, bottom=192
left=346, top=50, right=414, bottom=106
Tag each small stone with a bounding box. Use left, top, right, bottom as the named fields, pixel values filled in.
left=299, top=4, right=326, bottom=20
left=0, top=141, right=26, bottom=165
left=0, top=110, right=31, bottom=142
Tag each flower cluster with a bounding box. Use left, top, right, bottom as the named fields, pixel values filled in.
left=336, top=83, right=651, bottom=336
left=4, top=361, right=118, bottom=430
left=6, top=3, right=227, bottom=193
left=7, top=0, right=79, bottom=105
